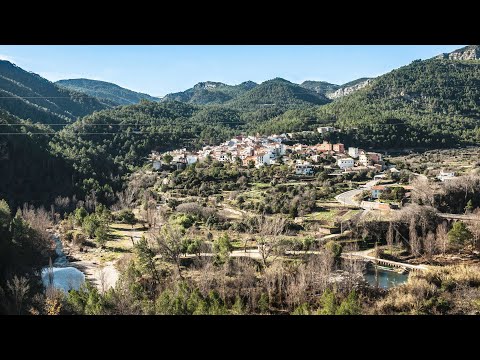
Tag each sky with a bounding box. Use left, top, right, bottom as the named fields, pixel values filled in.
left=0, top=45, right=464, bottom=97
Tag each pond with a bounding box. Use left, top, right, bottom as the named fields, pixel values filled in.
left=364, top=265, right=409, bottom=289
left=41, top=235, right=85, bottom=292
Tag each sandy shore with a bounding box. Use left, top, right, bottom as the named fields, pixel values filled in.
left=71, top=259, right=119, bottom=292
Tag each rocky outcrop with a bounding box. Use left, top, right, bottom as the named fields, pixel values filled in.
left=436, top=45, right=480, bottom=61
left=326, top=78, right=373, bottom=99
left=193, top=81, right=226, bottom=90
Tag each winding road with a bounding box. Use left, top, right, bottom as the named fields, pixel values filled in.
left=335, top=179, right=379, bottom=208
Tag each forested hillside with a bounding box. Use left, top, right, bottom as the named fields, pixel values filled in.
left=49, top=101, right=245, bottom=197
left=0, top=61, right=109, bottom=125
left=162, top=81, right=257, bottom=105
left=261, top=58, right=480, bottom=149
left=56, top=78, right=160, bottom=106
left=328, top=58, right=480, bottom=148
left=226, top=78, right=330, bottom=110
left=0, top=110, right=75, bottom=208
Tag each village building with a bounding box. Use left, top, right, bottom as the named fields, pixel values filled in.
left=333, top=143, right=345, bottom=153
left=295, top=160, right=314, bottom=176
left=371, top=185, right=387, bottom=199
left=317, top=126, right=336, bottom=134
left=337, top=157, right=355, bottom=170
left=437, top=170, right=456, bottom=182
left=348, top=147, right=359, bottom=158
left=153, top=160, right=162, bottom=170
left=359, top=151, right=383, bottom=167
left=317, top=141, right=333, bottom=152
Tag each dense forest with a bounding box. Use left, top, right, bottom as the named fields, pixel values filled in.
left=0, top=110, right=76, bottom=208
left=49, top=101, right=245, bottom=200
left=226, top=78, right=330, bottom=110
left=258, top=58, right=480, bottom=148
left=56, top=79, right=160, bottom=106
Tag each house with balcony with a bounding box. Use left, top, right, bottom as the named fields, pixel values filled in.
left=295, top=160, right=314, bottom=176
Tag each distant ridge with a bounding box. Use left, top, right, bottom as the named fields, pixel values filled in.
left=56, top=78, right=160, bottom=106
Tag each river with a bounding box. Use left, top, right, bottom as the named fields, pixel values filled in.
left=41, top=235, right=85, bottom=292
left=364, top=265, right=409, bottom=289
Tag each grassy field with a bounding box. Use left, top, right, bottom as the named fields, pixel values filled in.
left=252, top=182, right=271, bottom=189
left=305, top=208, right=361, bottom=225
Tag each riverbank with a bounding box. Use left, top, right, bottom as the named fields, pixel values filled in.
left=59, top=236, right=121, bottom=292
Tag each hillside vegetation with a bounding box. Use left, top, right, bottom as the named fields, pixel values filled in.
left=0, top=61, right=108, bottom=125
left=56, top=78, right=160, bottom=106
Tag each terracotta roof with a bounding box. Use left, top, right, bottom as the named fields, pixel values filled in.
left=372, top=185, right=386, bottom=190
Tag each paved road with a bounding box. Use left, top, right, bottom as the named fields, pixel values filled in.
left=335, top=179, right=379, bottom=208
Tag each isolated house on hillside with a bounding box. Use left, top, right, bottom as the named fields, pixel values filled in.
left=437, top=170, right=456, bottom=182
left=371, top=185, right=386, bottom=199
left=317, top=126, right=335, bottom=134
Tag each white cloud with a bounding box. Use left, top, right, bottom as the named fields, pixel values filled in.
left=0, top=54, right=15, bottom=62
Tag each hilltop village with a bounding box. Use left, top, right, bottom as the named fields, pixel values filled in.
left=150, top=132, right=385, bottom=176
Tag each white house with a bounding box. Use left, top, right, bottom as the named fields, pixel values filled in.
left=256, top=152, right=268, bottom=166
left=359, top=153, right=368, bottom=166
left=348, top=147, right=359, bottom=159
left=153, top=160, right=162, bottom=170
left=337, top=158, right=355, bottom=170
left=186, top=155, right=198, bottom=165
left=317, top=126, right=335, bottom=134
left=295, top=161, right=314, bottom=176
left=437, top=170, right=456, bottom=182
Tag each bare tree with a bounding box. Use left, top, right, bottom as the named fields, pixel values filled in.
left=142, top=192, right=157, bottom=228
left=20, top=204, right=54, bottom=255
left=85, top=190, right=97, bottom=212
left=341, top=243, right=364, bottom=290
left=386, top=222, right=394, bottom=254
left=411, top=177, right=435, bottom=207
left=409, top=217, right=421, bottom=257
left=114, top=186, right=137, bottom=211
left=6, top=276, right=30, bottom=315
left=467, top=209, right=480, bottom=251
left=256, top=215, right=288, bottom=267
left=436, top=222, right=449, bottom=255
left=98, top=265, right=107, bottom=294
left=424, top=231, right=437, bottom=262
left=150, top=224, right=185, bottom=278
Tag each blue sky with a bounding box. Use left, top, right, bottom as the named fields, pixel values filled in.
left=0, top=45, right=464, bottom=97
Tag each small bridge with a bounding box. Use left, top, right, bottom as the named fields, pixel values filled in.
left=438, top=213, right=479, bottom=222
left=342, top=252, right=429, bottom=272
